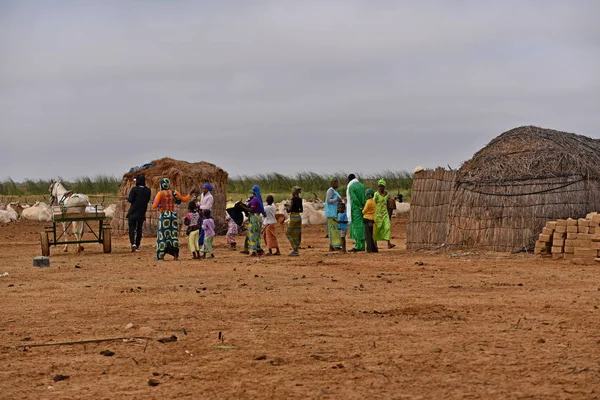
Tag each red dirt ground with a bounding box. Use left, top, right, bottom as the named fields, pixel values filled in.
left=1, top=216, right=599, bottom=399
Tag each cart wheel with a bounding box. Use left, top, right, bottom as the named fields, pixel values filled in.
left=103, top=228, right=112, bottom=253
left=40, top=232, right=50, bottom=256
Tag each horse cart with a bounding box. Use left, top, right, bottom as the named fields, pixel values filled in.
left=40, top=204, right=112, bottom=256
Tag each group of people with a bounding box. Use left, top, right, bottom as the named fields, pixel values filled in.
left=127, top=175, right=215, bottom=261
left=222, top=185, right=303, bottom=257
left=125, top=173, right=396, bottom=261
left=326, top=174, right=396, bottom=253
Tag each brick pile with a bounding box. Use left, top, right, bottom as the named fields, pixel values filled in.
left=535, top=213, right=600, bottom=262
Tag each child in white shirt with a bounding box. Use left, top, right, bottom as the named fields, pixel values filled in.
left=263, top=195, right=280, bottom=255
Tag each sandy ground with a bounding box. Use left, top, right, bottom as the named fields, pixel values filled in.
left=1, top=216, right=599, bottom=400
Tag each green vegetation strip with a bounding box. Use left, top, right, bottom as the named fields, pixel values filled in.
left=0, top=171, right=413, bottom=201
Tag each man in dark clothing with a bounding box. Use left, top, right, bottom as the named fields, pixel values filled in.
left=127, top=174, right=151, bottom=252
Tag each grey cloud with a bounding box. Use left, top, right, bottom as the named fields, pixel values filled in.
left=1, top=0, right=599, bottom=181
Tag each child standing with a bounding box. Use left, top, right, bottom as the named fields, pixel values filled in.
left=263, top=195, right=281, bottom=256
left=337, top=202, right=349, bottom=252
left=362, top=189, right=378, bottom=253
left=200, top=209, right=215, bottom=259
left=184, top=202, right=201, bottom=259
left=225, top=209, right=238, bottom=250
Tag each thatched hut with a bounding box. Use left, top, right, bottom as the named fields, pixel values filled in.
left=111, top=158, right=228, bottom=236
left=407, top=126, right=600, bottom=252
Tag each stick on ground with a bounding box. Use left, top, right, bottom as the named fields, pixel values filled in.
left=10, top=336, right=154, bottom=349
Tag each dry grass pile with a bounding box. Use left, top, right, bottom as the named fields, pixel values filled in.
left=459, top=125, right=600, bottom=182
left=111, top=158, right=228, bottom=235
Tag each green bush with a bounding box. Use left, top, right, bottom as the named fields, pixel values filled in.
left=0, top=179, right=20, bottom=196
left=229, top=170, right=413, bottom=201
left=0, top=176, right=120, bottom=196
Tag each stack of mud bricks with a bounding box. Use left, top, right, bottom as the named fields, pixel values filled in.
left=535, top=213, right=600, bottom=263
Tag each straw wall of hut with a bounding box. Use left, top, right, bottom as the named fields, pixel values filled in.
left=111, top=158, right=228, bottom=236
left=406, top=168, right=457, bottom=249
left=407, top=126, right=600, bottom=252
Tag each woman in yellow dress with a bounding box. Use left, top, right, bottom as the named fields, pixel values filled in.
left=373, top=179, right=395, bottom=249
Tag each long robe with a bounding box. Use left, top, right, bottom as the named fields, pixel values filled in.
left=373, top=191, right=391, bottom=241
left=157, top=210, right=180, bottom=258
left=347, top=180, right=366, bottom=250
left=247, top=213, right=262, bottom=252
left=286, top=212, right=302, bottom=250
left=325, top=187, right=342, bottom=248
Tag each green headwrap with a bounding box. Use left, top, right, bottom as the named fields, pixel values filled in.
left=292, top=186, right=302, bottom=195
left=160, top=178, right=171, bottom=190
left=366, top=188, right=375, bottom=198
left=330, top=176, right=339, bottom=185
left=378, top=179, right=386, bottom=187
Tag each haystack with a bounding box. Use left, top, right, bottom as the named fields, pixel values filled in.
left=111, top=158, right=228, bottom=236
left=407, top=126, right=600, bottom=252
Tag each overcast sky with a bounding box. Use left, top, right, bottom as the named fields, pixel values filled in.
left=1, top=0, right=599, bottom=181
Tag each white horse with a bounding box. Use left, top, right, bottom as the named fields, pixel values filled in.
left=49, top=181, right=90, bottom=253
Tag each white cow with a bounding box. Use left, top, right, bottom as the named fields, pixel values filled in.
left=302, top=207, right=327, bottom=225
left=8, top=202, right=31, bottom=218
left=85, top=203, right=115, bottom=218
left=275, top=200, right=288, bottom=215
left=304, top=198, right=327, bottom=225
left=103, top=204, right=116, bottom=218
left=274, top=199, right=327, bottom=225
left=0, top=204, right=18, bottom=223
left=21, top=201, right=52, bottom=222
left=0, top=211, right=11, bottom=223
left=392, top=201, right=411, bottom=217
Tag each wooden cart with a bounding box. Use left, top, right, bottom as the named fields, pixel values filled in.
left=40, top=205, right=111, bottom=256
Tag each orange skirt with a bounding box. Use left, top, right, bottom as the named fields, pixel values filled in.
left=264, top=223, right=279, bottom=249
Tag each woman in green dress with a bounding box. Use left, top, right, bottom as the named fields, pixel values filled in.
left=373, top=179, right=396, bottom=249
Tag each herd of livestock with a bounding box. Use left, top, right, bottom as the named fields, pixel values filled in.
left=0, top=200, right=116, bottom=224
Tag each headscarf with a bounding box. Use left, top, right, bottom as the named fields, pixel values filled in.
left=203, top=183, right=214, bottom=191
left=329, top=176, right=339, bottom=185
left=160, top=178, right=171, bottom=191
left=252, top=185, right=265, bottom=215
left=292, top=186, right=302, bottom=195
left=378, top=179, right=386, bottom=187
left=135, top=174, right=146, bottom=187
left=366, top=188, right=375, bottom=198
